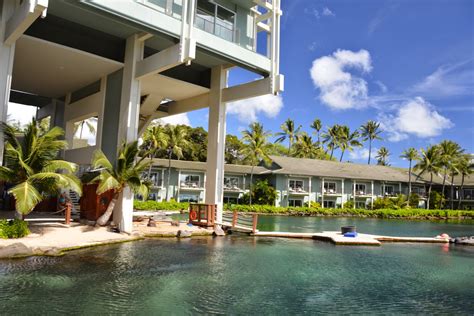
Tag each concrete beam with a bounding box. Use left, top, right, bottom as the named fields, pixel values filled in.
left=166, top=93, right=210, bottom=115
left=222, top=77, right=272, bottom=103
left=4, top=0, right=48, bottom=45
left=135, top=44, right=183, bottom=80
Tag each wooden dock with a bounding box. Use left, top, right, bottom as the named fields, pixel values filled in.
left=252, top=230, right=449, bottom=246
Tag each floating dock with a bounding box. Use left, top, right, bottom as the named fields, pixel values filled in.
left=251, top=231, right=449, bottom=246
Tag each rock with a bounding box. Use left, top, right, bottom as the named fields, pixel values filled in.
left=0, top=243, right=35, bottom=258
left=171, top=220, right=180, bottom=227
left=213, top=226, right=226, bottom=236
left=177, top=230, right=192, bottom=238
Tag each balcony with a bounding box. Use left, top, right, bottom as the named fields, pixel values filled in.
left=354, top=191, right=374, bottom=197
left=180, top=181, right=205, bottom=190
left=323, top=188, right=343, bottom=196
left=288, top=186, right=309, bottom=195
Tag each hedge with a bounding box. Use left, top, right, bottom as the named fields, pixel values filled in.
left=0, top=219, right=30, bottom=239
left=133, top=200, right=474, bottom=219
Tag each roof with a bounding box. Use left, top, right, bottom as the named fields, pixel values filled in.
left=150, top=158, right=269, bottom=175
left=268, top=156, right=424, bottom=183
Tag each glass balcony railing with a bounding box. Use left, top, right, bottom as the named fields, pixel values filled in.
left=180, top=181, right=204, bottom=189
left=288, top=186, right=309, bottom=194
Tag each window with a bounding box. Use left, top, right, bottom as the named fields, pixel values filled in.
left=384, top=185, right=394, bottom=196
left=324, top=182, right=337, bottom=194
left=412, top=187, right=426, bottom=196
left=195, top=0, right=236, bottom=42
left=224, top=177, right=240, bottom=190
left=179, top=193, right=199, bottom=203
left=289, top=199, right=303, bottom=207
left=323, top=200, right=335, bottom=208
left=72, top=116, right=98, bottom=149
left=355, top=201, right=367, bottom=209
left=223, top=196, right=238, bottom=204
left=180, top=174, right=201, bottom=187
left=354, top=184, right=366, bottom=195
left=289, top=180, right=305, bottom=192
left=463, top=189, right=473, bottom=200
left=140, top=0, right=183, bottom=19
left=146, top=172, right=163, bottom=187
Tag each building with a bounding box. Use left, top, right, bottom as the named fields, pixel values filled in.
left=0, top=0, right=283, bottom=232
left=145, top=156, right=474, bottom=210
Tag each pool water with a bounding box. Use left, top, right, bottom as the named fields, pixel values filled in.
left=0, top=216, right=473, bottom=315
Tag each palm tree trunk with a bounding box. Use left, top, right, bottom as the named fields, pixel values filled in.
left=79, top=121, right=85, bottom=139
left=330, top=146, right=334, bottom=160
left=450, top=172, right=455, bottom=210
left=96, top=191, right=119, bottom=226
left=249, top=165, right=254, bottom=206
left=441, top=168, right=447, bottom=204
left=368, top=140, right=372, bottom=164
left=408, top=160, right=412, bottom=196
left=457, top=174, right=465, bottom=209
left=339, top=149, right=345, bottom=162
left=166, top=149, right=172, bottom=201
left=147, top=153, right=153, bottom=179
left=427, top=173, right=433, bottom=210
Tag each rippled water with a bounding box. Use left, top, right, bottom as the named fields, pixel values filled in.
left=0, top=217, right=473, bottom=315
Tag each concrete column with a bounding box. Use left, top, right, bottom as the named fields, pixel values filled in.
left=0, top=1, right=17, bottom=165
left=321, top=178, right=325, bottom=208
left=352, top=180, right=356, bottom=209
left=341, top=179, right=344, bottom=208
left=205, top=65, right=227, bottom=224
left=371, top=180, right=374, bottom=209
left=113, top=34, right=143, bottom=233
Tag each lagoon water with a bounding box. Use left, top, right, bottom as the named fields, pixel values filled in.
left=0, top=216, right=473, bottom=315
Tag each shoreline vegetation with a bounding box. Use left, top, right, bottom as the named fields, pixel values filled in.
left=134, top=200, right=474, bottom=220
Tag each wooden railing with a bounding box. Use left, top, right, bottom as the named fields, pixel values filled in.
left=222, top=211, right=258, bottom=233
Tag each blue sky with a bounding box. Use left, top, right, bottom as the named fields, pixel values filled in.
left=8, top=0, right=473, bottom=167
left=186, top=0, right=474, bottom=167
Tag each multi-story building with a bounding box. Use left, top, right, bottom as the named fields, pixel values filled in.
left=0, top=0, right=283, bottom=232
left=145, top=155, right=474, bottom=210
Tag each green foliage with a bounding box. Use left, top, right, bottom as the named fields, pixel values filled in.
left=241, top=180, right=277, bottom=206
left=304, top=201, right=321, bottom=208
left=429, top=191, right=445, bottom=210
left=373, top=197, right=394, bottom=210
left=0, top=120, right=81, bottom=215
left=134, top=200, right=189, bottom=211
left=408, top=193, right=420, bottom=208
left=0, top=219, right=30, bottom=239
left=344, top=200, right=354, bottom=209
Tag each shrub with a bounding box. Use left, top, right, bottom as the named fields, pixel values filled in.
left=429, top=191, right=444, bottom=209
left=344, top=200, right=354, bottom=209
left=134, top=200, right=189, bottom=211
left=304, top=201, right=321, bottom=208
left=240, top=180, right=278, bottom=206
left=373, top=197, right=394, bottom=210
left=0, top=219, right=30, bottom=239
left=408, top=193, right=420, bottom=208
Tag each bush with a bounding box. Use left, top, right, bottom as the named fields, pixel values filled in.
left=134, top=200, right=190, bottom=211
left=408, top=193, right=420, bottom=208
left=344, top=200, right=354, bottom=209
left=0, top=219, right=30, bottom=239
left=304, top=201, right=321, bottom=208
left=373, top=197, right=394, bottom=210
left=429, top=191, right=444, bottom=209
left=240, top=180, right=278, bottom=206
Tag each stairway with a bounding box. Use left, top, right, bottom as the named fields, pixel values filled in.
left=68, top=190, right=81, bottom=215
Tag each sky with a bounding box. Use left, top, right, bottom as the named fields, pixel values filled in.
left=8, top=0, right=474, bottom=167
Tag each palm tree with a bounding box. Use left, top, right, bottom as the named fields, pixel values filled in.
left=400, top=147, right=419, bottom=196
left=457, top=154, right=473, bottom=209
left=74, top=117, right=97, bottom=140
left=92, top=141, right=150, bottom=226
left=141, top=124, right=169, bottom=178
left=336, top=125, right=362, bottom=162
left=376, top=147, right=390, bottom=166
left=241, top=122, right=273, bottom=205
left=414, top=145, right=442, bottom=209
left=274, top=118, right=302, bottom=155
left=0, top=121, right=82, bottom=215
left=310, top=118, right=322, bottom=148
left=321, top=124, right=340, bottom=160
left=438, top=140, right=463, bottom=203
left=360, top=120, right=382, bottom=164
left=293, top=133, right=321, bottom=159
left=164, top=125, right=189, bottom=201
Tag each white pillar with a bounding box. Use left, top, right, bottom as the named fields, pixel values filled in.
left=352, top=179, right=356, bottom=209
left=371, top=180, right=374, bottom=209
left=341, top=179, right=345, bottom=208
left=205, top=66, right=227, bottom=224
left=0, top=1, right=17, bottom=165
left=113, top=34, right=143, bottom=233
left=321, top=178, right=325, bottom=208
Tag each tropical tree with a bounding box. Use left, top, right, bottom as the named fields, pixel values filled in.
left=92, top=141, right=150, bottom=226
left=241, top=122, right=273, bottom=205
left=400, top=147, right=419, bottom=196
left=0, top=121, right=82, bottom=215
left=457, top=154, right=473, bottom=209
left=336, top=125, right=362, bottom=162
left=438, top=140, right=463, bottom=203
left=274, top=118, right=302, bottom=155
left=360, top=120, right=382, bottom=164
left=164, top=124, right=189, bottom=200
left=310, top=118, right=322, bottom=148
left=376, top=147, right=390, bottom=166
left=321, top=124, right=340, bottom=160
left=414, top=145, right=442, bottom=209
left=293, top=133, right=320, bottom=159
left=74, top=117, right=97, bottom=140
left=141, top=124, right=169, bottom=178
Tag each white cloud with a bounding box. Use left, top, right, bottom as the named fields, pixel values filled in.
left=156, top=113, right=191, bottom=126
left=374, top=81, right=388, bottom=93
left=379, top=97, right=453, bottom=142
left=349, top=147, right=378, bottom=161
left=411, top=61, right=474, bottom=98
left=322, top=7, right=335, bottom=17
left=308, top=41, right=318, bottom=52
left=304, top=8, right=320, bottom=19
left=7, top=103, right=37, bottom=126
left=227, top=94, right=283, bottom=123
left=310, top=49, right=372, bottom=110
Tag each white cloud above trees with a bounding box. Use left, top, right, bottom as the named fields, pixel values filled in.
left=227, top=94, right=283, bottom=123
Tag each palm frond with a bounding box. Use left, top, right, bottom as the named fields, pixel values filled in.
left=41, top=160, right=78, bottom=173
left=91, top=150, right=114, bottom=172
left=9, top=181, right=43, bottom=215
left=95, top=171, right=121, bottom=195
